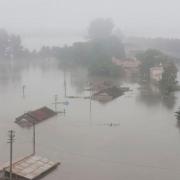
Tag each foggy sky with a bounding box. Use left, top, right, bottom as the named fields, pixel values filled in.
left=0, top=0, right=180, bottom=38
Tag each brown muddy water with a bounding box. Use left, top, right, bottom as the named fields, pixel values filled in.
left=1, top=61, right=180, bottom=180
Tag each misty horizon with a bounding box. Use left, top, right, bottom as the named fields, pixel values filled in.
left=1, top=1, right=180, bottom=180
left=1, top=0, right=180, bottom=39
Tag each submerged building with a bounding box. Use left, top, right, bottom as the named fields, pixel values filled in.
left=150, top=64, right=164, bottom=82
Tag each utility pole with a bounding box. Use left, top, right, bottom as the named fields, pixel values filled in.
left=33, top=120, right=36, bottom=155
left=89, top=86, right=93, bottom=121
left=52, top=94, right=69, bottom=113
left=7, top=130, right=15, bottom=180
left=22, top=85, right=26, bottom=98
left=54, top=94, right=58, bottom=112
left=27, top=115, right=36, bottom=155
left=90, top=88, right=92, bottom=115
left=64, top=70, right=67, bottom=97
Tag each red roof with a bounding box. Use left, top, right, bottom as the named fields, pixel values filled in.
left=15, top=106, right=57, bottom=127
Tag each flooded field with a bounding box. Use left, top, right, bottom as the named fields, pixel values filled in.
left=1, top=61, right=180, bottom=180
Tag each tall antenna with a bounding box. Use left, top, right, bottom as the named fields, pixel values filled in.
left=64, top=70, right=67, bottom=97
left=7, top=130, right=15, bottom=180
left=22, top=85, right=26, bottom=98
left=89, top=84, right=93, bottom=122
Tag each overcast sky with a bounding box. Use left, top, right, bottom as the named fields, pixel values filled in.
left=0, top=0, right=180, bottom=38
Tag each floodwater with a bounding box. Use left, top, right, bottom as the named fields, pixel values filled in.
left=1, top=60, right=180, bottom=180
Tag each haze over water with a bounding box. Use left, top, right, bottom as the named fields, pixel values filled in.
left=1, top=0, right=180, bottom=179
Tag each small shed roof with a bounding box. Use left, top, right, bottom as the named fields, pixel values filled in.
left=4, top=155, right=60, bottom=180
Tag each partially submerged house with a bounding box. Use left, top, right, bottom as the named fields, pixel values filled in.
left=15, top=106, right=57, bottom=128
left=93, top=86, right=129, bottom=104
left=112, top=57, right=141, bottom=75
left=112, top=57, right=140, bottom=68
left=150, top=64, right=164, bottom=82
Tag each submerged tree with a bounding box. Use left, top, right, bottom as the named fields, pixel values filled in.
left=54, top=18, right=126, bottom=76
left=136, top=49, right=178, bottom=94
left=159, top=62, right=178, bottom=94
left=0, top=29, right=29, bottom=59
left=136, top=49, right=173, bottom=81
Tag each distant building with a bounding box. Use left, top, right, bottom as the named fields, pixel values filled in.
left=112, top=57, right=141, bottom=69
left=112, top=57, right=141, bottom=76
left=150, top=64, right=164, bottom=82
left=92, top=86, right=129, bottom=104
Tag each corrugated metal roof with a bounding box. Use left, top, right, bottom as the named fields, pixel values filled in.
left=15, top=106, right=57, bottom=127
left=4, top=155, right=60, bottom=180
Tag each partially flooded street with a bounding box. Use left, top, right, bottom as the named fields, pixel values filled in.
left=1, top=61, right=180, bottom=180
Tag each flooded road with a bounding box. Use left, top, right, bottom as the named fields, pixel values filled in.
left=1, top=61, right=180, bottom=180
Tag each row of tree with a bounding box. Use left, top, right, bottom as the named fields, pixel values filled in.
left=127, top=37, right=180, bottom=59
left=0, top=29, right=34, bottom=60
left=0, top=19, right=125, bottom=78
left=39, top=18, right=126, bottom=76
left=0, top=19, right=179, bottom=90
